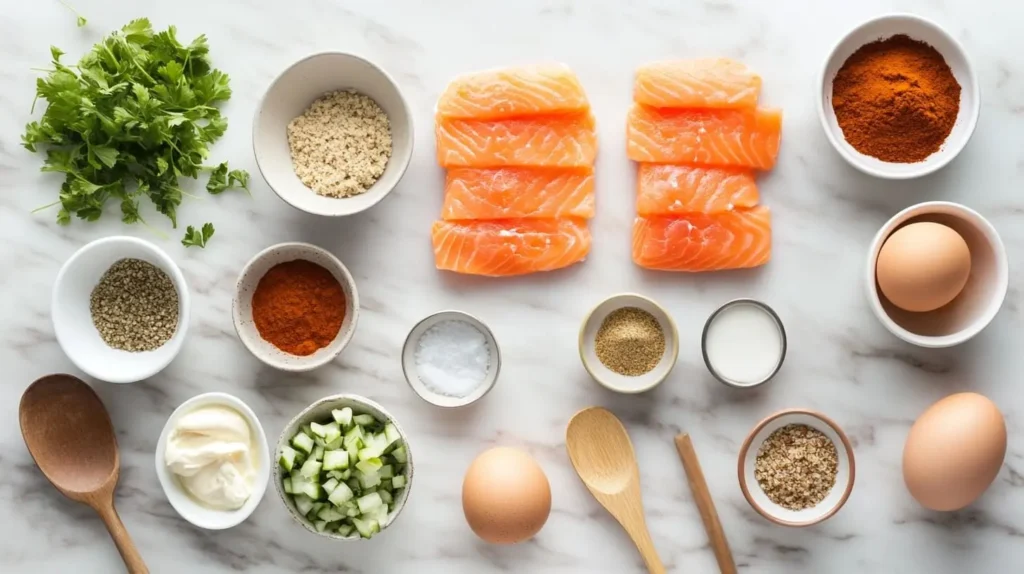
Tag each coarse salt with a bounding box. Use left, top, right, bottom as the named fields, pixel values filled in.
left=414, top=320, right=490, bottom=398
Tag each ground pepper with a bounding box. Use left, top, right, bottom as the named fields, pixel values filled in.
left=832, top=34, right=960, bottom=163
left=251, top=260, right=346, bottom=356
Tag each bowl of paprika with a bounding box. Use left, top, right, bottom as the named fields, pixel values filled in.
left=233, top=242, right=359, bottom=371
left=818, top=14, right=979, bottom=179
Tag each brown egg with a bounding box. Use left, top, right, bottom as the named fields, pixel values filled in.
left=903, top=393, right=1006, bottom=511
left=876, top=222, right=971, bottom=312
left=462, top=447, right=551, bottom=544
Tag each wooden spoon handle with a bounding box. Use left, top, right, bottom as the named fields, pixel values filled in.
left=96, top=503, right=149, bottom=574
left=675, top=434, right=737, bottom=574
left=623, top=520, right=666, bottom=574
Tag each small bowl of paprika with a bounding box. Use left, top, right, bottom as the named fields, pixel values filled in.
left=818, top=14, right=979, bottom=179
left=233, top=242, right=359, bottom=371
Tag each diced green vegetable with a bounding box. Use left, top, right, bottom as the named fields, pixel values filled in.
left=356, top=458, right=383, bottom=476
left=279, top=446, right=298, bottom=471
left=352, top=517, right=380, bottom=538
left=358, top=469, right=381, bottom=489
left=379, top=465, right=394, bottom=479
left=357, top=492, right=383, bottom=514
left=384, top=424, right=401, bottom=446
left=328, top=481, right=355, bottom=506
left=325, top=436, right=344, bottom=450
left=300, top=459, right=323, bottom=479
left=294, top=494, right=315, bottom=516
left=291, top=433, right=314, bottom=454
left=391, top=445, right=408, bottom=464
left=312, top=445, right=325, bottom=461
left=323, top=478, right=339, bottom=495
left=343, top=425, right=364, bottom=448
left=333, top=407, right=353, bottom=427
left=314, top=520, right=327, bottom=533
left=282, top=477, right=293, bottom=495
left=378, top=489, right=393, bottom=505
left=337, top=524, right=355, bottom=537
left=352, top=414, right=376, bottom=427
left=310, top=422, right=329, bottom=437
left=323, top=450, right=350, bottom=471
left=392, top=475, right=406, bottom=489
left=322, top=422, right=342, bottom=443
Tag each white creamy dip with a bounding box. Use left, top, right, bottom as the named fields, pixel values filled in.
left=164, top=405, right=256, bottom=510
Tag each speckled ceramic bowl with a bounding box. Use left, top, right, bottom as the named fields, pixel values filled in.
left=232, top=242, right=358, bottom=371
left=273, top=395, right=413, bottom=541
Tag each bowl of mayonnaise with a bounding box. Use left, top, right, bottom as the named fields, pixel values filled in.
left=155, top=392, right=271, bottom=530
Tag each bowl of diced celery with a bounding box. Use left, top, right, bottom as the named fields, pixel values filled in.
left=274, top=394, right=413, bottom=540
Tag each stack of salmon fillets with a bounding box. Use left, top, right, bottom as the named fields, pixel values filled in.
left=432, top=65, right=598, bottom=276
left=626, top=59, right=782, bottom=272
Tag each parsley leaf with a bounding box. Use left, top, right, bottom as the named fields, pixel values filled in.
left=59, top=1, right=87, bottom=27
left=181, top=223, right=215, bottom=248
left=24, top=19, right=249, bottom=241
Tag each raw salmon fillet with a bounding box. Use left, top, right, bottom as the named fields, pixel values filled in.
left=437, top=64, right=590, bottom=120
left=632, top=206, right=771, bottom=271
left=637, top=164, right=758, bottom=215
left=634, top=59, right=762, bottom=109
left=626, top=105, right=782, bottom=169
left=432, top=219, right=591, bottom=276
left=443, top=167, right=595, bottom=220
left=436, top=113, right=598, bottom=168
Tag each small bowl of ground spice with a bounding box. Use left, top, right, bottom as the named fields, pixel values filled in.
left=233, top=242, right=358, bottom=371
left=738, top=409, right=856, bottom=527
left=579, top=293, right=679, bottom=394
left=818, top=14, right=979, bottom=179
left=254, top=52, right=413, bottom=216
left=52, top=236, right=190, bottom=383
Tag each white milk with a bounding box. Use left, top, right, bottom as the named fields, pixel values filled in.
left=705, top=303, right=783, bottom=385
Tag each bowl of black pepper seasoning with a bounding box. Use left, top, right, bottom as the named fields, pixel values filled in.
left=737, top=409, right=856, bottom=527
left=52, top=236, right=190, bottom=383
left=578, top=293, right=678, bottom=393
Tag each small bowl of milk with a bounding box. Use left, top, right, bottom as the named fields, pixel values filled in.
left=701, top=299, right=787, bottom=389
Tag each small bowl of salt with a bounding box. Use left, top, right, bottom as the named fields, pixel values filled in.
left=401, top=311, right=500, bottom=408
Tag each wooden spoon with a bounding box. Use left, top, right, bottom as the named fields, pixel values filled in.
left=566, top=407, right=665, bottom=574
left=675, top=434, right=737, bottom=574
left=20, top=374, right=148, bottom=574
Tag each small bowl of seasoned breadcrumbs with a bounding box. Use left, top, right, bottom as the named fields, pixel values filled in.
left=232, top=242, right=359, bottom=372
left=254, top=52, right=413, bottom=216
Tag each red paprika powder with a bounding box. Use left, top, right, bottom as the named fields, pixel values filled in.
left=251, top=259, right=346, bottom=356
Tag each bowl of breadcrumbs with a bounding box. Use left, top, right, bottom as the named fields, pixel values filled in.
left=737, top=408, right=856, bottom=527
left=254, top=52, right=413, bottom=216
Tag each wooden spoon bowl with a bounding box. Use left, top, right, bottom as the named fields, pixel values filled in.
left=566, top=406, right=665, bottom=574
left=20, top=374, right=148, bottom=573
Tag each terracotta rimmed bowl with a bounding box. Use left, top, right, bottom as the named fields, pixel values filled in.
left=232, top=242, right=359, bottom=372
left=738, top=409, right=855, bottom=527
left=273, top=394, right=413, bottom=541
left=578, top=293, right=679, bottom=394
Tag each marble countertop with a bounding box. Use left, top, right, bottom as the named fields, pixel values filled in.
left=2, top=1, right=1022, bottom=572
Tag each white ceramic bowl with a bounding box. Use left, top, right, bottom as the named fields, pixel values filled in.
left=866, top=201, right=1007, bottom=348
left=52, top=236, right=190, bottom=384
left=401, top=310, right=501, bottom=408
left=253, top=52, right=413, bottom=216
left=233, top=242, right=359, bottom=371
left=579, top=294, right=679, bottom=394
left=738, top=409, right=855, bottom=527
left=818, top=14, right=979, bottom=179
left=155, top=392, right=271, bottom=530
left=274, top=395, right=414, bottom=540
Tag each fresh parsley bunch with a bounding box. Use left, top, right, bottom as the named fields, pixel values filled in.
left=23, top=18, right=249, bottom=247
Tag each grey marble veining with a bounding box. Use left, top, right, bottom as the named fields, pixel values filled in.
left=1, top=0, right=1022, bottom=572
